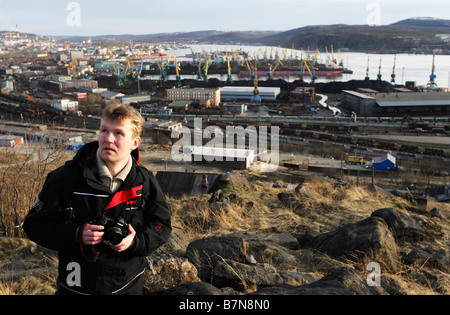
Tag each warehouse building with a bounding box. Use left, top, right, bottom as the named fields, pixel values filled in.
left=220, top=86, right=280, bottom=102
left=164, top=88, right=221, bottom=107
left=47, top=79, right=98, bottom=93
left=341, top=90, right=450, bottom=115
left=0, top=135, right=23, bottom=147
left=223, top=103, right=247, bottom=115
left=51, top=99, right=79, bottom=112
left=117, top=94, right=151, bottom=105
left=155, top=171, right=220, bottom=197
left=191, top=146, right=255, bottom=169
left=372, top=153, right=396, bottom=172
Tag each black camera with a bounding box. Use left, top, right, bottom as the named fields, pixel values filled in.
left=92, top=216, right=129, bottom=245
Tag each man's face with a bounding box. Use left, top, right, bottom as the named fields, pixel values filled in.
left=99, top=118, right=140, bottom=166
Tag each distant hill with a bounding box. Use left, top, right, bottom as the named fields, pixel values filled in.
left=56, top=17, right=450, bottom=54
left=56, top=30, right=278, bottom=45
left=391, top=17, right=450, bottom=28
left=262, top=18, right=450, bottom=53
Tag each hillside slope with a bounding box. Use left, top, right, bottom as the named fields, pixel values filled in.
left=262, top=18, right=450, bottom=53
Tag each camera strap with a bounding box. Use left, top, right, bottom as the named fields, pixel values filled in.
left=61, top=160, right=82, bottom=223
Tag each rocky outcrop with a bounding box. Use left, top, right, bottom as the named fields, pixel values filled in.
left=1, top=204, right=448, bottom=295
left=299, top=216, right=400, bottom=273
left=251, top=267, right=387, bottom=295
left=151, top=205, right=448, bottom=295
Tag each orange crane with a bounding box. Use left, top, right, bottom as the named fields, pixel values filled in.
left=298, top=58, right=317, bottom=84
left=226, top=52, right=233, bottom=84
left=69, top=57, right=78, bottom=79
left=173, top=55, right=182, bottom=87
left=268, top=59, right=283, bottom=80
left=250, top=57, right=261, bottom=105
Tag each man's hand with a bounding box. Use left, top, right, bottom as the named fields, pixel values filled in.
left=81, top=224, right=104, bottom=245
left=104, top=224, right=136, bottom=253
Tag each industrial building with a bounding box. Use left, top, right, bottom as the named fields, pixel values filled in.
left=168, top=100, right=191, bottom=112
left=222, top=103, right=247, bottom=115
left=117, top=94, right=151, bottom=105
left=341, top=90, right=450, bottom=115
left=191, top=146, right=255, bottom=169
left=47, top=79, right=98, bottom=93
left=289, top=87, right=315, bottom=103
left=164, top=88, right=221, bottom=107
left=51, top=99, right=79, bottom=112
left=144, top=119, right=183, bottom=134
left=0, top=135, right=23, bottom=147
left=372, top=153, right=396, bottom=172
left=220, top=86, right=280, bottom=102
left=155, top=171, right=220, bottom=197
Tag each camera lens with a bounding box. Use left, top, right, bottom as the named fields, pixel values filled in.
left=105, top=227, right=124, bottom=245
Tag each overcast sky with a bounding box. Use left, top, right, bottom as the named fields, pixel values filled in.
left=1, top=0, right=449, bottom=37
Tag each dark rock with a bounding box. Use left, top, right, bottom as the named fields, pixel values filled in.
left=430, top=208, right=442, bottom=219
left=251, top=267, right=387, bottom=295
left=371, top=208, right=434, bottom=243
left=211, top=258, right=319, bottom=291
left=277, top=192, right=295, bottom=206
left=300, top=217, right=399, bottom=273
left=155, top=281, right=233, bottom=295
left=156, top=227, right=191, bottom=256
left=186, top=231, right=300, bottom=268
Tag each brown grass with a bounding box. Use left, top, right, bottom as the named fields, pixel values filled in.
left=0, top=144, right=449, bottom=295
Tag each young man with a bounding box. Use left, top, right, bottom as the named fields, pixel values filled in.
left=23, top=104, right=171, bottom=295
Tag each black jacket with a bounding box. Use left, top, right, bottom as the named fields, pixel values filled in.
left=23, top=141, right=171, bottom=295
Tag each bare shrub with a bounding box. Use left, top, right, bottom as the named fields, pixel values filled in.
left=0, top=143, right=68, bottom=237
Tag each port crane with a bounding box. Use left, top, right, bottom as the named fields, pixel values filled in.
left=267, top=59, right=283, bottom=80
left=365, top=56, right=370, bottom=81
left=108, top=54, right=127, bottom=86
left=330, top=45, right=337, bottom=65
left=196, top=53, right=203, bottom=80
left=69, top=57, right=78, bottom=79
left=250, top=57, right=261, bottom=105
left=157, top=56, right=169, bottom=83
left=391, top=55, right=396, bottom=83
left=124, top=56, right=136, bottom=79
left=173, top=55, right=182, bottom=88
left=202, top=54, right=211, bottom=82
left=427, top=52, right=437, bottom=88
left=226, top=52, right=233, bottom=85
left=377, top=57, right=382, bottom=81
left=244, top=58, right=255, bottom=84
left=298, top=58, right=317, bottom=84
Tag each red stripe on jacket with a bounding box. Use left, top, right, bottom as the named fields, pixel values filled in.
left=104, top=185, right=143, bottom=211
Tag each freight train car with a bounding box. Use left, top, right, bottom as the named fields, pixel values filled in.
left=377, top=141, right=398, bottom=149
left=424, top=147, right=445, bottom=157
left=347, top=155, right=364, bottom=164
left=357, top=138, right=374, bottom=147
left=399, top=144, right=421, bottom=153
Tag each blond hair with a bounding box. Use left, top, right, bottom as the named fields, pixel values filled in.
left=101, top=104, right=144, bottom=138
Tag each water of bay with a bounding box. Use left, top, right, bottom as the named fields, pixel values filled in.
left=147, top=44, right=450, bottom=88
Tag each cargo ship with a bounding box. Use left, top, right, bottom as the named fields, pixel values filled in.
left=239, top=69, right=343, bottom=78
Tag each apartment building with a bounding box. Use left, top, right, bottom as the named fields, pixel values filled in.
left=164, top=88, right=221, bottom=107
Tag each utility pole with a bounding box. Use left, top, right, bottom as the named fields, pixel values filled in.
left=371, top=166, right=375, bottom=186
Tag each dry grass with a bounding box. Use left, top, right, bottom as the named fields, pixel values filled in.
left=1, top=143, right=449, bottom=295
left=169, top=173, right=418, bottom=239
left=0, top=274, right=57, bottom=295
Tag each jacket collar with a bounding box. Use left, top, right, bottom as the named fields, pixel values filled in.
left=74, top=141, right=140, bottom=168
left=73, top=141, right=143, bottom=192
